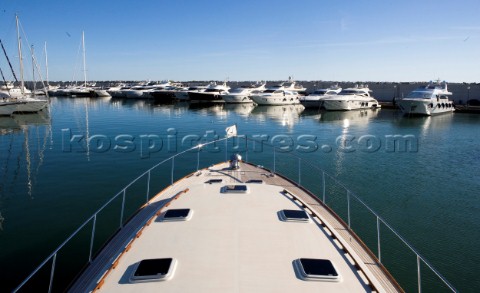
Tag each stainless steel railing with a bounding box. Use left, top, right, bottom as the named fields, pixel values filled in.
left=13, top=135, right=457, bottom=293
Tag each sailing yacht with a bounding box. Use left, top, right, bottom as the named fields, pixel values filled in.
left=322, top=85, right=381, bottom=111
left=397, top=80, right=455, bottom=116
left=9, top=15, right=48, bottom=113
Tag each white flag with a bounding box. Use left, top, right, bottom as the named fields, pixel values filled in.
left=225, top=124, right=237, bottom=137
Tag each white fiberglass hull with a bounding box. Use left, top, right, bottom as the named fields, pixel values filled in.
left=250, top=94, right=300, bottom=105
left=14, top=98, right=48, bottom=113
left=0, top=102, right=23, bottom=116
left=125, top=90, right=150, bottom=99
left=222, top=94, right=253, bottom=103
left=323, top=97, right=380, bottom=111
left=398, top=99, right=454, bottom=116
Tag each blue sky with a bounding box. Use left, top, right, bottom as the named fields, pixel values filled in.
left=0, top=0, right=479, bottom=82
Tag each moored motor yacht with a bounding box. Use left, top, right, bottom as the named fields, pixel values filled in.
left=250, top=88, right=301, bottom=105
left=174, top=85, right=208, bottom=101
left=12, top=135, right=457, bottom=293
left=397, top=80, right=454, bottom=116
left=188, top=82, right=230, bottom=103
left=300, top=85, right=342, bottom=108
left=222, top=82, right=266, bottom=103
left=322, top=85, right=381, bottom=111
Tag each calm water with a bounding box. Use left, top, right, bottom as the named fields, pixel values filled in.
left=0, top=97, right=479, bottom=292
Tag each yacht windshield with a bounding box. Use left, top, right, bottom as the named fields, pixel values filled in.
left=406, top=91, right=432, bottom=99
left=313, top=90, right=327, bottom=95
left=230, top=88, right=245, bottom=93
left=340, top=90, right=358, bottom=95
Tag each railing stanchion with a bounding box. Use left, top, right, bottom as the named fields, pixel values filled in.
left=377, top=216, right=381, bottom=263
left=245, top=137, right=248, bottom=162
left=298, top=157, right=301, bottom=185
left=418, top=255, right=422, bottom=293
left=322, top=172, right=326, bottom=203
left=146, top=170, right=151, bottom=203
left=47, top=253, right=57, bottom=293
left=171, top=157, right=174, bottom=185
left=347, top=190, right=351, bottom=228
left=273, top=147, right=276, bottom=173
left=89, top=215, right=97, bottom=262
left=120, top=189, right=126, bottom=228
left=197, top=149, right=200, bottom=171
left=225, top=138, right=228, bottom=162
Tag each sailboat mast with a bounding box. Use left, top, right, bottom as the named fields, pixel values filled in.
left=16, top=14, right=25, bottom=94
left=82, top=31, right=87, bottom=87
left=31, top=45, right=36, bottom=92
left=44, top=42, right=49, bottom=87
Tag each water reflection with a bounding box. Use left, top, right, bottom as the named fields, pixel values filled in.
left=319, top=109, right=380, bottom=126
left=223, top=103, right=255, bottom=117
left=250, top=105, right=305, bottom=128
left=0, top=111, right=52, bottom=200
left=187, top=103, right=227, bottom=118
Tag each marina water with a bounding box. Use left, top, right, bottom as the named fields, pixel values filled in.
left=0, top=97, right=479, bottom=292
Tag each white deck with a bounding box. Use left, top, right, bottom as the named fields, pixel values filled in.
left=71, top=162, right=402, bottom=293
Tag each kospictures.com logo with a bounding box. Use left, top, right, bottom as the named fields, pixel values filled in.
left=62, top=128, right=418, bottom=158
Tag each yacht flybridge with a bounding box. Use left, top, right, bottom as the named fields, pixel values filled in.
left=13, top=134, right=457, bottom=293
left=398, top=80, right=454, bottom=116
left=322, top=85, right=380, bottom=111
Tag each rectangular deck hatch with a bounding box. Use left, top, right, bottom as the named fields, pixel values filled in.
left=163, top=209, right=193, bottom=221
left=280, top=209, right=310, bottom=222
left=294, top=258, right=340, bottom=281
left=205, top=179, right=223, bottom=184
left=130, top=258, right=177, bottom=282
left=221, top=185, right=249, bottom=194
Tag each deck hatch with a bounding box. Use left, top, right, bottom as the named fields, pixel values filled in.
left=163, top=209, right=192, bottom=221
left=294, top=258, right=340, bottom=281
left=130, top=258, right=176, bottom=282
left=205, top=179, right=223, bottom=184
left=280, top=209, right=310, bottom=222
left=246, top=179, right=263, bottom=184
left=222, top=185, right=249, bottom=193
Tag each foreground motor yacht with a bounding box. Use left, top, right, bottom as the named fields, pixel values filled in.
left=322, top=85, right=381, bottom=111
left=300, top=85, right=342, bottom=108
left=12, top=134, right=457, bottom=293
left=222, top=82, right=266, bottom=103
left=397, top=80, right=454, bottom=116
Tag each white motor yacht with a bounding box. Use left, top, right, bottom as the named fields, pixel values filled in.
left=222, top=82, right=266, bottom=103
left=188, top=82, right=230, bottom=103
left=300, top=85, right=342, bottom=108
left=12, top=131, right=458, bottom=293
left=0, top=84, right=32, bottom=98
left=250, top=87, right=301, bottom=105
left=174, top=85, right=208, bottom=101
left=397, top=80, right=454, bottom=116
left=124, top=83, right=164, bottom=99
left=322, top=85, right=381, bottom=111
